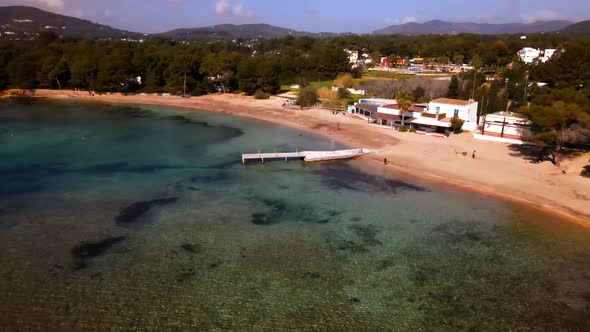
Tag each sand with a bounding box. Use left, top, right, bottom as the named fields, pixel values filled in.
left=16, top=89, right=590, bottom=226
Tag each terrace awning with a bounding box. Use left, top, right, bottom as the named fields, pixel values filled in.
left=411, top=117, right=452, bottom=128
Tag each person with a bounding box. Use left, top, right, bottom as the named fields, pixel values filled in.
left=472, top=150, right=476, bottom=159
left=384, top=158, right=388, bottom=165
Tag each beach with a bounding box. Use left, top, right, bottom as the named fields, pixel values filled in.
left=21, top=89, right=590, bottom=226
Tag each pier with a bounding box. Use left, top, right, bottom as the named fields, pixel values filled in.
left=241, top=148, right=371, bottom=164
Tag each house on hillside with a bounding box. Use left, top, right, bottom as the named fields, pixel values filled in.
left=517, top=47, right=557, bottom=64
left=345, top=49, right=360, bottom=64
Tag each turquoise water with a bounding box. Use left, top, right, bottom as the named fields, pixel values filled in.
left=1, top=99, right=589, bottom=331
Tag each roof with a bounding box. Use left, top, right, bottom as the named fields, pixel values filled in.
left=371, top=112, right=404, bottom=121
left=409, top=106, right=424, bottom=113
left=381, top=104, right=399, bottom=109
left=430, top=98, right=473, bottom=106
left=356, top=103, right=378, bottom=113
left=486, top=111, right=528, bottom=119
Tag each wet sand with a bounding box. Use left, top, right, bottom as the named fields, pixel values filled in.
left=21, top=89, right=590, bottom=226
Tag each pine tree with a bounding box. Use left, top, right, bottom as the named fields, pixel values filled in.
left=447, top=75, right=459, bottom=99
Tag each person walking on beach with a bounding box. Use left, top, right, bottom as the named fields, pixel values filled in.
left=472, top=150, right=476, bottom=159
left=384, top=158, right=388, bottom=165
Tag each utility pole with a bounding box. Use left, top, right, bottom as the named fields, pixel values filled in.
left=471, top=69, right=477, bottom=100
left=524, top=70, right=529, bottom=106
left=183, top=72, right=186, bottom=97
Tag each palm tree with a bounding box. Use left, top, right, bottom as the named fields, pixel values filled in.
left=396, top=89, right=414, bottom=126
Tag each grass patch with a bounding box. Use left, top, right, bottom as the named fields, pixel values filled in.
left=363, top=71, right=415, bottom=80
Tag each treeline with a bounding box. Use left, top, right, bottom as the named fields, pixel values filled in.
left=268, top=33, right=589, bottom=68
left=2, top=31, right=590, bottom=96
left=0, top=32, right=351, bottom=95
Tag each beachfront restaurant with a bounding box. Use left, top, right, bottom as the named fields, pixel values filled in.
left=410, top=113, right=452, bottom=133
left=371, top=112, right=406, bottom=127
left=350, top=98, right=397, bottom=119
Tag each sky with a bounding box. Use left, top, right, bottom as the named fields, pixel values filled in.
left=1, top=0, right=589, bottom=33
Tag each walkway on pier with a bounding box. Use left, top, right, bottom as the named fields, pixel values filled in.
left=241, top=148, right=371, bottom=164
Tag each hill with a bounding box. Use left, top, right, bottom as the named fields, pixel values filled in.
left=373, top=19, right=573, bottom=35
left=0, top=6, right=143, bottom=40
left=157, top=24, right=315, bottom=41
left=561, top=20, right=590, bottom=35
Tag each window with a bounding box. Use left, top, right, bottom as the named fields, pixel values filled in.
left=454, top=109, right=459, bottom=118
left=435, top=106, right=440, bottom=113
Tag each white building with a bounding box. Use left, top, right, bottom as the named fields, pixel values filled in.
left=419, top=98, right=479, bottom=131
left=479, top=111, right=531, bottom=140
left=344, top=49, right=359, bottom=64
left=351, top=98, right=479, bottom=132
left=517, top=47, right=557, bottom=64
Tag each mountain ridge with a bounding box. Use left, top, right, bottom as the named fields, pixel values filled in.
left=373, top=19, right=574, bottom=35
left=0, top=6, right=142, bottom=40
left=0, top=6, right=588, bottom=41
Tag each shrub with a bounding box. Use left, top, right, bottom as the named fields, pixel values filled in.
left=450, top=116, right=465, bottom=134
left=334, top=73, right=353, bottom=88
left=297, top=86, right=319, bottom=107
left=399, top=125, right=409, bottom=132
left=254, top=89, right=271, bottom=99
left=337, top=87, right=351, bottom=99
left=410, top=127, right=417, bottom=133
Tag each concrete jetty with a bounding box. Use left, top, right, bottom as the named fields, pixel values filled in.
left=241, top=148, right=370, bottom=164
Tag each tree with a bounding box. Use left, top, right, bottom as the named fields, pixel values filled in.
left=337, top=87, right=351, bottom=99
left=522, top=100, right=590, bottom=164
left=412, top=86, right=426, bottom=101
left=396, top=89, right=414, bottom=126
left=471, top=54, right=484, bottom=70
left=318, top=87, right=339, bottom=106
left=334, top=73, right=353, bottom=88
left=447, top=75, right=459, bottom=99
left=297, top=86, right=319, bottom=107
left=450, top=117, right=465, bottom=134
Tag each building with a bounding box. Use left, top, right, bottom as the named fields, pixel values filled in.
left=479, top=111, right=531, bottom=140
left=349, top=98, right=397, bottom=118
left=416, top=98, right=479, bottom=131
left=345, top=49, right=360, bottom=64
left=370, top=104, right=428, bottom=128
left=517, top=47, right=557, bottom=64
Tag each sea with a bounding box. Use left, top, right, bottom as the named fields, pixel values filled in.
left=1, top=99, right=589, bottom=331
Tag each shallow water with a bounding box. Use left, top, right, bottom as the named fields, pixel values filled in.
left=1, top=99, right=589, bottom=331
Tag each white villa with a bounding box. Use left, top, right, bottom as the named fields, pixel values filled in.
left=350, top=98, right=479, bottom=132
left=345, top=49, right=359, bottom=64
left=517, top=47, right=557, bottom=64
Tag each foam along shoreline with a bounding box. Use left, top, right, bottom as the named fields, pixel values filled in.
left=15, top=89, right=590, bottom=227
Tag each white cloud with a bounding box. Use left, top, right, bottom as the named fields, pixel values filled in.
left=521, top=10, right=563, bottom=23
left=33, top=0, right=64, bottom=8
left=384, top=16, right=418, bottom=25
left=216, top=0, right=231, bottom=15
left=216, top=0, right=253, bottom=17
left=401, top=16, right=417, bottom=24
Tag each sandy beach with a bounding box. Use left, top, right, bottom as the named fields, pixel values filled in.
left=15, top=89, right=590, bottom=226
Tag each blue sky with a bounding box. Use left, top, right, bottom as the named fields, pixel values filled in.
left=4, top=0, right=589, bottom=33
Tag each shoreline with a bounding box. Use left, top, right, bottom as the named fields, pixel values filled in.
left=9, top=89, right=590, bottom=227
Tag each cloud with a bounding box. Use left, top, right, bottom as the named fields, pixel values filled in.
left=33, top=0, right=64, bottom=8
left=520, top=10, right=563, bottom=23
left=215, top=0, right=253, bottom=17
left=384, top=16, right=418, bottom=25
